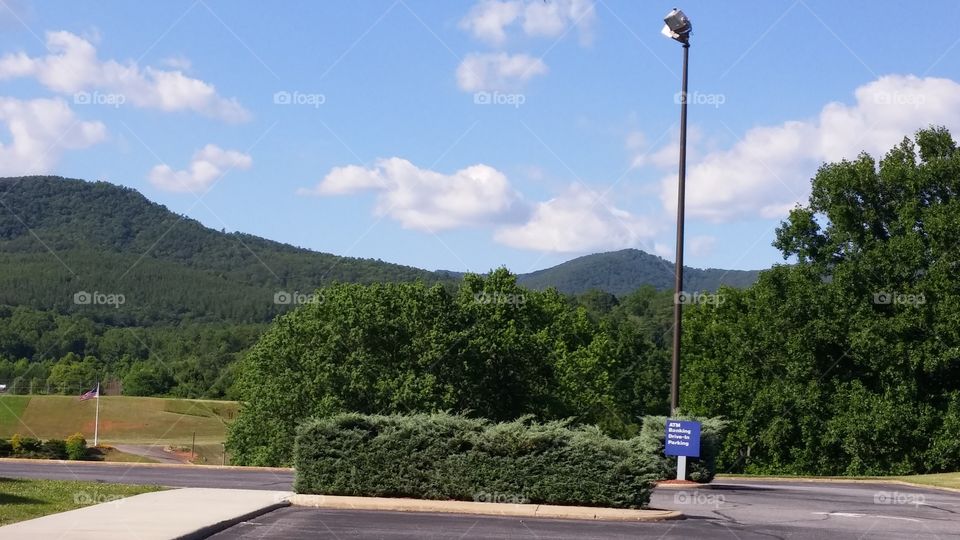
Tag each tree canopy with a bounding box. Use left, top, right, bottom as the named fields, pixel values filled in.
left=228, top=270, right=673, bottom=466
left=681, top=127, right=960, bottom=475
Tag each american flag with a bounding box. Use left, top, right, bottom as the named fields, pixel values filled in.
left=79, top=386, right=99, bottom=401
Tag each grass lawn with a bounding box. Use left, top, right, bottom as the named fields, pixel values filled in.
left=0, top=395, right=237, bottom=445
left=893, top=472, right=960, bottom=490
left=0, top=477, right=163, bottom=526
left=0, top=395, right=31, bottom=434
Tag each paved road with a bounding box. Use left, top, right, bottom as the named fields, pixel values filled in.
left=0, top=460, right=293, bottom=490
left=211, top=481, right=960, bottom=539
left=3, top=462, right=959, bottom=538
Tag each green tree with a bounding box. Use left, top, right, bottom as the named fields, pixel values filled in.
left=682, top=127, right=960, bottom=475
left=228, top=270, right=655, bottom=466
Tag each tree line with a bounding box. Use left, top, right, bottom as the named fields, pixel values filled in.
left=229, top=127, right=960, bottom=476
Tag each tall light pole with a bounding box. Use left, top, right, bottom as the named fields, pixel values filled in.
left=662, top=8, right=692, bottom=416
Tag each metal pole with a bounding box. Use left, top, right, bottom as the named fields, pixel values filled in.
left=93, top=381, right=100, bottom=447
left=670, top=41, right=690, bottom=416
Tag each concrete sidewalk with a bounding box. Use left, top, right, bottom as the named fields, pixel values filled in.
left=0, top=488, right=292, bottom=540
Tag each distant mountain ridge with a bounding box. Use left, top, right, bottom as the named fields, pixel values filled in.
left=517, top=249, right=761, bottom=296
left=0, top=176, right=760, bottom=323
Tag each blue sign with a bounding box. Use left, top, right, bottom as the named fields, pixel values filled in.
left=664, top=419, right=701, bottom=457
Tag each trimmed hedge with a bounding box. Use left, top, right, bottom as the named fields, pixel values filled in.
left=294, top=413, right=659, bottom=508
left=638, top=415, right=728, bottom=483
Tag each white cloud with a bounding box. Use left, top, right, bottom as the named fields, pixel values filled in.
left=459, top=1, right=521, bottom=46
left=653, top=75, right=960, bottom=222
left=456, top=52, right=547, bottom=92
left=460, top=0, right=596, bottom=46
left=148, top=144, right=252, bottom=194
left=653, top=242, right=673, bottom=259
left=522, top=0, right=595, bottom=44
left=160, top=56, right=192, bottom=71
left=494, top=185, right=657, bottom=253
left=688, top=235, right=716, bottom=257
left=0, top=97, right=106, bottom=175
left=0, top=31, right=249, bottom=123
left=300, top=157, right=525, bottom=232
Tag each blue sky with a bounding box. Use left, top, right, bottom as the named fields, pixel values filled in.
left=1, top=1, right=959, bottom=273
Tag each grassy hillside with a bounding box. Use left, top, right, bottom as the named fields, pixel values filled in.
left=0, top=395, right=236, bottom=444
left=518, top=249, right=761, bottom=295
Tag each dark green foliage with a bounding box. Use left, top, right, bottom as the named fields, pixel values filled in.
left=229, top=270, right=671, bottom=466
left=14, top=436, right=42, bottom=456
left=294, top=412, right=658, bottom=508
left=518, top=249, right=760, bottom=295
left=682, top=127, right=960, bottom=475
left=0, top=304, right=264, bottom=398
left=0, top=176, right=448, bottom=325
left=40, top=439, right=67, bottom=460
left=122, top=364, right=174, bottom=396
left=65, top=433, right=87, bottom=460
left=0, top=439, right=11, bottom=457
left=637, top=416, right=728, bottom=483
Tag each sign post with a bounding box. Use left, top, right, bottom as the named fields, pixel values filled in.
left=664, top=419, right=701, bottom=481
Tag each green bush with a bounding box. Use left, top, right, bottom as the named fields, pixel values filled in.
left=65, top=433, right=88, bottom=461
left=10, top=433, right=22, bottom=454
left=637, top=415, right=728, bottom=483
left=294, top=412, right=659, bottom=509
left=40, top=439, right=68, bottom=460
left=0, top=439, right=11, bottom=457
left=14, top=436, right=42, bottom=456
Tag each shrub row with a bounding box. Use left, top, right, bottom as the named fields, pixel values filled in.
left=294, top=413, right=660, bottom=508
left=3, top=433, right=87, bottom=460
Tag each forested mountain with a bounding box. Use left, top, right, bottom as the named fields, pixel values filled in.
left=518, top=249, right=761, bottom=295
left=0, top=176, right=452, bottom=325
left=0, top=176, right=759, bottom=324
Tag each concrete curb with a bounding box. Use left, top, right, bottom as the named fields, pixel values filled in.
left=718, top=476, right=960, bottom=495
left=175, top=501, right=290, bottom=540
left=0, top=456, right=293, bottom=473
left=289, top=494, right=682, bottom=522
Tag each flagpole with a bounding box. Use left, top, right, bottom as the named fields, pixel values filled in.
left=93, top=381, right=100, bottom=447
